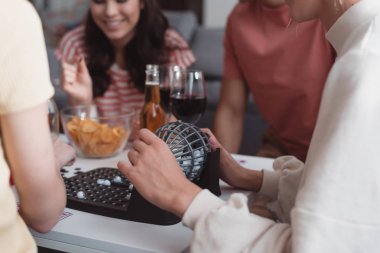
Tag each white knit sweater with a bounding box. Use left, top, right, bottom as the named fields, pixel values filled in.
left=182, top=1, right=380, bottom=252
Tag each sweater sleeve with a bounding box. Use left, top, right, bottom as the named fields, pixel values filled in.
left=182, top=155, right=305, bottom=252
left=182, top=190, right=291, bottom=253
left=0, top=0, right=54, bottom=114
left=260, top=156, right=305, bottom=223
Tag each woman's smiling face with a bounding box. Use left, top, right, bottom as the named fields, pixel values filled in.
left=90, top=0, right=144, bottom=47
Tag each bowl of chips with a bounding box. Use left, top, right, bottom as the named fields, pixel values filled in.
left=61, top=105, right=137, bottom=158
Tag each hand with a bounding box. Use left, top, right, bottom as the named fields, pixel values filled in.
left=202, top=128, right=242, bottom=185
left=117, top=129, right=201, bottom=218
left=249, top=194, right=276, bottom=220
left=53, top=138, right=76, bottom=169
left=60, top=58, right=93, bottom=105
left=202, top=128, right=263, bottom=191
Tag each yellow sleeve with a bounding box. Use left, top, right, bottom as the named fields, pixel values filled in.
left=0, top=0, right=54, bottom=114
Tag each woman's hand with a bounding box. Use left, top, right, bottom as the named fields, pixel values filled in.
left=202, top=128, right=263, bottom=192
left=60, top=58, right=93, bottom=106
left=118, top=129, right=201, bottom=218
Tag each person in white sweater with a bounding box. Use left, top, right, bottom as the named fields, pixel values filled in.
left=118, top=0, right=380, bottom=252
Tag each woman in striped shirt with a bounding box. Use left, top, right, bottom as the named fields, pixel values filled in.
left=56, top=0, right=195, bottom=116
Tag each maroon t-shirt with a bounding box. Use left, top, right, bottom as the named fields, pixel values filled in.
left=224, top=1, right=335, bottom=161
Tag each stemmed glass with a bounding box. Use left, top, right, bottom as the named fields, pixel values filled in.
left=170, top=69, right=207, bottom=124
left=159, top=65, right=184, bottom=121
left=48, top=98, right=60, bottom=141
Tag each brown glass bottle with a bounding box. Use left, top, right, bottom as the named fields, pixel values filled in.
left=140, top=64, right=166, bottom=132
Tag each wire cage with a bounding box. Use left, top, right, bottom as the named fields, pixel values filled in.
left=156, top=121, right=211, bottom=181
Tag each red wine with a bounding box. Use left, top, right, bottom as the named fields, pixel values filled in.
left=171, top=95, right=207, bottom=123
left=160, top=87, right=171, bottom=113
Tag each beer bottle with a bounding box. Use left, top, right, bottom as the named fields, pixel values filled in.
left=140, top=64, right=166, bottom=132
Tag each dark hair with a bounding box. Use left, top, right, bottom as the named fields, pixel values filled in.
left=84, top=0, right=169, bottom=97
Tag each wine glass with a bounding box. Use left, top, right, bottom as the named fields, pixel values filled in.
left=48, top=98, right=60, bottom=141
left=159, top=65, right=184, bottom=121
left=170, top=69, right=207, bottom=124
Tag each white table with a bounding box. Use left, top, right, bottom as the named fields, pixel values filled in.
left=29, top=151, right=274, bottom=253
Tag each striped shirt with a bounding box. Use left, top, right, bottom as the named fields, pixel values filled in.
left=56, top=25, right=195, bottom=116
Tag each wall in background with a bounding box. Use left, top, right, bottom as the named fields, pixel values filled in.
left=203, top=0, right=236, bottom=28
left=32, top=0, right=237, bottom=29
left=32, top=0, right=89, bottom=10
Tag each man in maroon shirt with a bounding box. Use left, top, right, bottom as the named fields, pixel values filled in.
left=214, top=0, right=335, bottom=161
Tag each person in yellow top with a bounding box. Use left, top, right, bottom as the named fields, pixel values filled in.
left=0, top=0, right=75, bottom=252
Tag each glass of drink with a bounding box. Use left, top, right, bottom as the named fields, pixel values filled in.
left=170, top=69, right=207, bottom=124
left=48, top=98, right=60, bottom=141
left=159, top=65, right=184, bottom=121
left=141, top=64, right=166, bottom=132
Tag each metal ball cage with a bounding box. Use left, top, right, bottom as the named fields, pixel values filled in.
left=156, top=121, right=211, bottom=181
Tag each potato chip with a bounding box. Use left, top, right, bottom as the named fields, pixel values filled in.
left=80, top=119, right=98, bottom=133
left=100, top=128, right=114, bottom=143
left=65, top=116, right=129, bottom=157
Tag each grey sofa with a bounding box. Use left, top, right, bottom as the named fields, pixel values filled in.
left=48, top=10, right=266, bottom=156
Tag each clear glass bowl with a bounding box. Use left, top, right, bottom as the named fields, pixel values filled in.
left=61, top=105, right=137, bottom=158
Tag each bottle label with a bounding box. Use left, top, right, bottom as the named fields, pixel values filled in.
left=146, top=81, right=159, bottom=86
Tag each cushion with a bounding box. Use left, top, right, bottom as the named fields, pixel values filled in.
left=163, top=10, right=197, bottom=43
left=190, top=27, right=224, bottom=79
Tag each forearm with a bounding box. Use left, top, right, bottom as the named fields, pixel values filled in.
left=21, top=140, right=76, bottom=232
left=238, top=168, right=264, bottom=192
left=17, top=155, right=67, bottom=233
left=214, top=106, right=244, bottom=153
left=219, top=147, right=263, bottom=191
left=19, top=175, right=66, bottom=233
left=3, top=104, right=68, bottom=232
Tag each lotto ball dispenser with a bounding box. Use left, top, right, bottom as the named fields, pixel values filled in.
left=156, top=121, right=211, bottom=181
